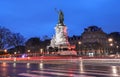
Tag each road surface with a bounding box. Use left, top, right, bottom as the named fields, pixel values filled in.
left=0, top=60, right=120, bottom=77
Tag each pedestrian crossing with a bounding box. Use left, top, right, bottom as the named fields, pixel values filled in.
left=18, top=67, right=120, bottom=77
left=18, top=67, right=95, bottom=77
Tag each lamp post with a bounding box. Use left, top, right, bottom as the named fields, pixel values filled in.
left=108, top=38, right=113, bottom=55
left=28, top=50, right=30, bottom=53
left=27, top=50, right=30, bottom=57
left=108, top=38, right=113, bottom=42
left=78, top=41, right=82, bottom=55
left=110, top=43, right=113, bottom=46
left=78, top=41, right=82, bottom=45
left=4, top=49, right=7, bottom=58
left=14, top=52, right=16, bottom=54
left=40, top=48, right=43, bottom=55
left=4, top=49, right=7, bottom=53
left=116, top=45, right=119, bottom=57
left=14, top=52, right=17, bottom=61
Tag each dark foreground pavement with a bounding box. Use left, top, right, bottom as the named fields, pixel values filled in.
left=0, top=60, right=120, bottom=77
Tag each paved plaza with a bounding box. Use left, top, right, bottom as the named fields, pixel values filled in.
left=0, top=60, right=120, bottom=77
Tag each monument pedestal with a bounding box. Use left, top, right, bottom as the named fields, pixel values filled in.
left=50, top=23, right=69, bottom=48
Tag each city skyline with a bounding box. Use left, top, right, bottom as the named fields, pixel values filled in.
left=0, top=0, right=120, bottom=39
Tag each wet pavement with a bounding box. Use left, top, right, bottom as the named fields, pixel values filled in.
left=0, top=60, right=120, bottom=77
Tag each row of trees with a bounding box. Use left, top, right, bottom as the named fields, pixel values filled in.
left=25, top=37, right=50, bottom=53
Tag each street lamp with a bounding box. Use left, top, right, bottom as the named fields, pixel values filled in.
left=108, top=38, right=113, bottom=55
left=108, top=38, right=113, bottom=42
left=40, top=49, right=43, bottom=54
left=116, top=46, right=119, bottom=48
left=4, top=49, right=7, bottom=53
left=4, top=49, right=7, bottom=58
left=78, top=41, right=82, bottom=45
left=14, top=52, right=17, bottom=61
left=14, top=52, right=16, bottom=54
left=116, top=46, right=119, bottom=57
left=110, top=43, right=113, bottom=46
left=27, top=50, right=31, bottom=57
left=78, top=41, right=82, bottom=55
left=27, top=50, right=30, bottom=53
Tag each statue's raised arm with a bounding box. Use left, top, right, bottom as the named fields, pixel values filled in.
left=58, top=10, right=64, bottom=24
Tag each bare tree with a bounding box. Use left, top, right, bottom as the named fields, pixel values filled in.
left=9, top=33, right=25, bottom=47
left=0, top=26, right=25, bottom=49
left=0, top=26, right=12, bottom=49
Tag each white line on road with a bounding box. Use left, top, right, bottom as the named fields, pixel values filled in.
left=32, top=71, right=95, bottom=77
left=38, top=68, right=108, bottom=73
left=33, top=68, right=120, bottom=77
left=18, top=73, right=49, bottom=77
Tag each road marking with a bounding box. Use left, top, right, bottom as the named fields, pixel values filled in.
left=18, top=68, right=120, bottom=77
left=18, top=73, right=49, bottom=77
left=81, top=72, right=120, bottom=77
left=44, top=68, right=109, bottom=74
left=33, top=71, right=75, bottom=76
left=33, top=68, right=120, bottom=77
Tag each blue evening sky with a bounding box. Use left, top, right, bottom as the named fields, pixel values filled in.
left=0, top=0, right=120, bottom=39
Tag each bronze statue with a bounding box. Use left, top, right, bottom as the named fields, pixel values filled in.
left=58, top=10, right=64, bottom=24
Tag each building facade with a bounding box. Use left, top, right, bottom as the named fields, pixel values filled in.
left=76, top=26, right=110, bottom=56
left=108, top=32, right=120, bottom=55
